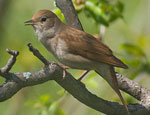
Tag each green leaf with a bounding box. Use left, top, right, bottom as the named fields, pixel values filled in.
left=53, top=9, right=65, bottom=22
left=88, top=0, right=98, bottom=4
left=120, top=43, right=146, bottom=57
left=85, top=1, right=109, bottom=26
left=116, top=1, right=124, bottom=13
left=108, top=6, right=123, bottom=22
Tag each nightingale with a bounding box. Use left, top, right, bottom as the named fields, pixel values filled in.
left=25, top=10, right=129, bottom=114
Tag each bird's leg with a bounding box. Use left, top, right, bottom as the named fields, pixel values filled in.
left=59, top=64, right=70, bottom=79
left=78, top=70, right=90, bottom=81
left=52, top=63, right=70, bottom=79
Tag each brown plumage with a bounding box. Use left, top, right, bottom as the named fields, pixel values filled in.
left=25, top=10, right=129, bottom=114
left=58, top=26, right=128, bottom=69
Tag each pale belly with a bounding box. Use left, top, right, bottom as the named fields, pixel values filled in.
left=44, top=38, right=97, bottom=70
left=56, top=53, right=97, bottom=70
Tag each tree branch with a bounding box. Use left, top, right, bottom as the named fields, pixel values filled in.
left=27, top=43, right=50, bottom=65
left=0, top=44, right=149, bottom=114
left=55, top=0, right=83, bottom=30
left=0, top=49, right=19, bottom=73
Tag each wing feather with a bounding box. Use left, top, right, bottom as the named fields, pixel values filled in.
left=60, top=26, right=128, bottom=69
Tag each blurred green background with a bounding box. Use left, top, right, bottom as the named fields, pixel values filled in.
left=0, top=0, right=150, bottom=115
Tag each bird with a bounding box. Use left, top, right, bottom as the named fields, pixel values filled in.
left=25, top=9, right=129, bottom=114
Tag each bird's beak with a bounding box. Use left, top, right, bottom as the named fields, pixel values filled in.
left=25, top=20, right=41, bottom=26
left=24, top=20, right=34, bottom=25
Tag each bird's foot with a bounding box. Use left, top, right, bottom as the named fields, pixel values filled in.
left=52, top=62, right=70, bottom=79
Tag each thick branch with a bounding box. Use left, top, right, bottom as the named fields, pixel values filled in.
left=0, top=59, right=149, bottom=114
left=55, top=0, right=83, bottom=30
left=117, top=73, right=150, bottom=108
left=0, top=44, right=150, bottom=114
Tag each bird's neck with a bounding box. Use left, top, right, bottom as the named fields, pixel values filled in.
left=36, top=17, right=64, bottom=42
left=53, top=17, right=66, bottom=35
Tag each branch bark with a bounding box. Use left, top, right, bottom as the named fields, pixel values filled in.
left=0, top=44, right=150, bottom=115
left=55, top=0, right=83, bottom=30
left=0, top=0, right=150, bottom=114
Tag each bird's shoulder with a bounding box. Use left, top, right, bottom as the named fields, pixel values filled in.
left=59, top=26, right=112, bottom=55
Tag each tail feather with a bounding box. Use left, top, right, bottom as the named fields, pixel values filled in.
left=95, top=65, right=129, bottom=115
left=109, top=67, right=129, bottom=115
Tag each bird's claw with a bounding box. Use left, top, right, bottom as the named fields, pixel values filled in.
left=51, top=62, right=70, bottom=79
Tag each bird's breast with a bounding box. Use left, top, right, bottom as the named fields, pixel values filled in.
left=34, top=26, right=55, bottom=41
left=48, top=38, right=69, bottom=63
left=55, top=39, right=66, bottom=57
left=34, top=28, right=43, bottom=41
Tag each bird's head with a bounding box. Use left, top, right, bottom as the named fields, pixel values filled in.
left=25, top=10, right=57, bottom=32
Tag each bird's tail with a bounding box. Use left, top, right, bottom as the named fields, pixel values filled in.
left=95, top=65, right=129, bottom=115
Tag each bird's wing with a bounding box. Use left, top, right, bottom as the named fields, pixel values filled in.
left=61, top=27, right=128, bottom=69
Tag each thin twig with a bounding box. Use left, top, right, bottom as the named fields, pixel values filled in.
left=27, top=43, right=50, bottom=65
left=0, top=49, right=19, bottom=74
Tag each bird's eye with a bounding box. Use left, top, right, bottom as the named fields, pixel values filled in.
left=41, top=18, right=47, bottom=22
